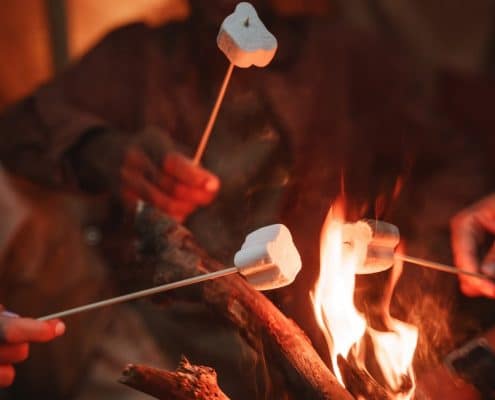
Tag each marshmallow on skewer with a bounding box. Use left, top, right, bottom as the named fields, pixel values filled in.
left=39, top=223, right=302, bottom=320
left=344, top=220, right=492, bottom=281
left=342, top=219, right=399, bottom=274
left=193, top=2, right=278, bottom=164
left=235, top=224, right=301, bottom=290
left=217, top=2, right=278, bottom=68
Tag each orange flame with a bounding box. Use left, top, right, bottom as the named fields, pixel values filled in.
left=311, top=200, right=418, bottom=399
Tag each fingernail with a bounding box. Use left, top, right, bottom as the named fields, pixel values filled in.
left=1, top=311, right=19, bottom=318
left=205, top=178, right=219, bottom=192
left=54, top=322, right=66, bottom=336
left=481, top=263, right=495, bottom=276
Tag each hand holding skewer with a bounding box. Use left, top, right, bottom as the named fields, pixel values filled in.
left=134, top=3, right=277, bottom=219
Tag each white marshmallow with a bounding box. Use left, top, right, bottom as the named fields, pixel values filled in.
left=342, top=220, right=400, bottom=274
left=342, top=221, right=374, bottom=272
left=234, top=224, right=301, bottom=290
left=217, top=2, right=277, bottom=68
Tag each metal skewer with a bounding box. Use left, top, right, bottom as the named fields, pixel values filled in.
left=38, top=267, right=238, bottom=321
left=396, top=254, right=493, bottom=281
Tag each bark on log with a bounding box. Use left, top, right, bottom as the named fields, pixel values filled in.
left=133, top=207, right=354, bottom=400
left=120, top=357, right=230, bottom=400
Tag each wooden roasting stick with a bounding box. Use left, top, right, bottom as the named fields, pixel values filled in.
left=192, top=62, right=234, bottom=165
left=127, top=206, right=354, bottom=400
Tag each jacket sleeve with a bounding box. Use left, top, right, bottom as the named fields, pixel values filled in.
left=0, top=23, right=153, bottom=189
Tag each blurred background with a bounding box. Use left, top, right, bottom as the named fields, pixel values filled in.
left=1, top=0, right=495, bottom=110
left=0, top=0, right=189, bottom=110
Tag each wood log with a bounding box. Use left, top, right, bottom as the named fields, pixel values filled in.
left=337, top=355, right=392, bottom=400
left=132, top=207, right=354, bottom=400
left=120, top=357, right=230, bottom=400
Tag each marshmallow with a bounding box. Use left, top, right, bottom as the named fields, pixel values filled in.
left=217, top=2, right=277, bottom=68
left=234, top=224, right=301, bottom=290
left=343, top=220, right=400, bottom=274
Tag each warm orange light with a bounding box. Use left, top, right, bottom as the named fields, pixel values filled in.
left=311, top=199, right=418, bottom=399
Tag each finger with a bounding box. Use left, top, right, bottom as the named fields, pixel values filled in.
left=0, top=343, right=28, bottom=364
left=451, top=213, right=480, bottom=274
left=164, top=153, right=220, bottom=192
left=0, top=365, right=15, bottom=388
left=159, top=176, right=217, bottom=206
left=459, top=275, right=495, bottom=298
left=122, top=169, right=193, bottom=217
left=0, top=316, right=65, bottom=344
left=471, top=195, right=495, bottom=234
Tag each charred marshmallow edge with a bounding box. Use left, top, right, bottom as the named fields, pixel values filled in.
left=217, top=2, right=278, bottom=68
left=234, top=224, right=302, bottom=290
left=343, top=219, right=400, bottom=274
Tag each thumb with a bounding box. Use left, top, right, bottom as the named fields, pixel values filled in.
left=481, top=241, right=495, bottom=277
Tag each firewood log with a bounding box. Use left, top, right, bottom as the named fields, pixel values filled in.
left=120, top=357, right=230, bottom=400
left=130, top=207, right=354, bottom=400
left=337, top=355, right=392, bottom=400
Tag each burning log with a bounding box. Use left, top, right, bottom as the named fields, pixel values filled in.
left=130, top=207, right=354, bottom=400
left=337, top=355, right=393, bottom=400
left=120, top=357, right=230, bottom=400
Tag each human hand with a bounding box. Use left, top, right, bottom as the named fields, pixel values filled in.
left=451, top=194, right=495, bottom=298
left=0, top=309, right=65, bottom=387
left=121, top=149, right=220, bottom=222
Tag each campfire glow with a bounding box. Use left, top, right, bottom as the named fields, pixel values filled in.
left=311, top=201, right=418, bottom=399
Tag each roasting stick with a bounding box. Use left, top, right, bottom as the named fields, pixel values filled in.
left=192, top=2, right=278, bottom=165
left=193, top=63, right=234, bottom=165
left=396, top=254, right=492, bottom=281
left=38, top=267, right=239, bottom=321
left=38, top=224, right=301, bottom=321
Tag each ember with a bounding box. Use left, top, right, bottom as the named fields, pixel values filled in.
left=311, top=199, right=418, bottom=399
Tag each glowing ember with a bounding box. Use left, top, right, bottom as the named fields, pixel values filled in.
left=311, top=200, right=418, bottom=399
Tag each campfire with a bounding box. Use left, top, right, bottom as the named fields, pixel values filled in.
left=312, top=199, right=418, bottom=399
left=116, top=204, right=422, bottom=399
